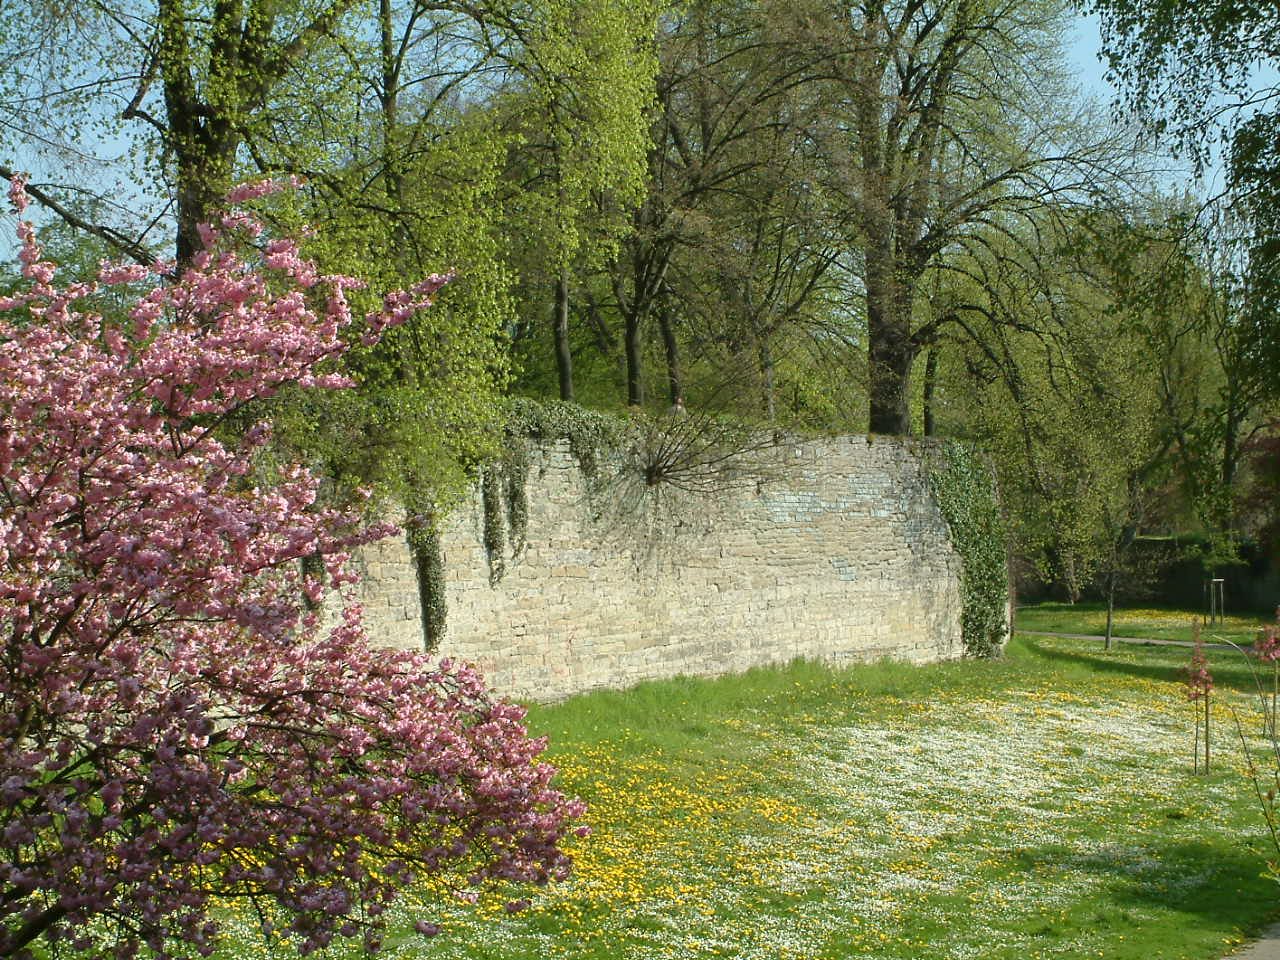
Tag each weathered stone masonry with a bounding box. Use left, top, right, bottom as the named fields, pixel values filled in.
left=353, top=435, right=964, bottom=701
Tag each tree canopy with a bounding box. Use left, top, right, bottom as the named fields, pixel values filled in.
left=4, top=0, right=1279, bottom=605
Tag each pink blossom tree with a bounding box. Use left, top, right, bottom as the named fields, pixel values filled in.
left=0, top=177, right=584, bottom=959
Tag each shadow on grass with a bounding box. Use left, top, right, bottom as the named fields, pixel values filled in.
left=1019, top=636, right=1268, bottom=698
left=1016, top=837, right=1280, bottom=939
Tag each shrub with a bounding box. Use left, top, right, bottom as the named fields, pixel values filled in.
left=0, top=178, right=583, bottom=959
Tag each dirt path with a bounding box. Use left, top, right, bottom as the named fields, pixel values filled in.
left=1229, top=921, right=1280, bottom=959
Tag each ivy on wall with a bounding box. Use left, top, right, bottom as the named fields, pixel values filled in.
left=927, top=441, right=1009, bottom=658
left=477, top=399, right=627, bottom=586
left=505, top=397, right=625, bottom=482
left=481, top=464, right=506, bottom=585
left=503, top=442, right=530, bottom=555
left=405, top=514, right=446, bottom=651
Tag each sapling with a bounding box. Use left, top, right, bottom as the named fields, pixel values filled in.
left=1186, top=624, right=1214, bottom=774
left=1254, top=609, right=1280, bottom=738
left=1226, top=615, right=1280, bottom=883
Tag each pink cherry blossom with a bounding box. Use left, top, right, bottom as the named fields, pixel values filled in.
left=1255, top=621, right=1280, bottom=663
left=6, top=173, right=28, bottom=215
left=0, top=177, right=584, bottom=959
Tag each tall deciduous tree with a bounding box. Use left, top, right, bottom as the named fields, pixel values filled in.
left=1143, top=206, right=1280, bottom=544
left=1090, top=0, right=1280, bottom=383
left=501, top=0, right=658, bottom=403
left=3, top=0, right=367, bottom=265
left=777, top=0, right=1138, bottom=435
left=304, top=0, right=657, bottom=409
left=271, top=2, right=527, bottom=505
left=602, top=0, right=845, bottom=417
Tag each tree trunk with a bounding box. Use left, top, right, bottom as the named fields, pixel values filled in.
left=174, top=177, right=216, bottom=268
left=582, top=291, right=618, bottom=357
left=1104, top=569, right=1116, bottom=651
left=657, top=298, right=683, bottom=406
left=625, top=306, right=645, bottom=407
left=758, top=336, right=776, bottom=422
left=171, top=121, right=237, bottom=267
left=554, top=269, right=574, bottom=402
left=922, top=345, right=938, bottom=436
left=159, top=0, right=242, bottom=268
left=866, top=304, right=917, bottom=434
left=1061, top=552, right=1081, bottom=604
left=378, top=0, right=407, bottom=250
left=864, top=237, right=918, bottom=435
left=1220, top=402, right=1243, bottom=529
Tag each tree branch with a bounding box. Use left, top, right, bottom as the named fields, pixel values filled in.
left=0, top=166, right=156, bottom=266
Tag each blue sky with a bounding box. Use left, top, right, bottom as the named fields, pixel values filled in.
left=1065, top=13, right=1116, bottom=100
left=1064, top=11, right=1280, bottom=195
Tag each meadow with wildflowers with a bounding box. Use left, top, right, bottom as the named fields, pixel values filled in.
left=209, top=634, right=1280, bottom=960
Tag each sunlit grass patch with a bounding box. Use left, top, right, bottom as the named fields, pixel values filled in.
left=1016, top=601, right=1268, bottom=645
left=211, top=638, right=1280, bottom=960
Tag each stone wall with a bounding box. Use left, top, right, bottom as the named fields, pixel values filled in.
left=352, top=434, right=965, bottom=701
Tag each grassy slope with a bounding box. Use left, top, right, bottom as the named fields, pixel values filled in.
left=215, top=633, right=1280, bottom=960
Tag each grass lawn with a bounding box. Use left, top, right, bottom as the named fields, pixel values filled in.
left=1015, top=601, right=1271, bottom=646
left=216, top=633, right=1280, bottom=960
